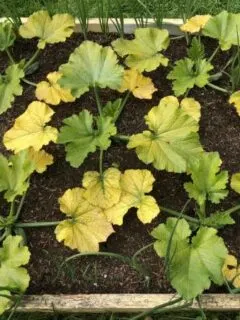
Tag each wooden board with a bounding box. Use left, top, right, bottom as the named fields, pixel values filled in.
left=17, top=294, right=240, bottom=313
left=0, top=18, right=183, bottom=35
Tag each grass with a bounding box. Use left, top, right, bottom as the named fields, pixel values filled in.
left=1, top=0, right=240, bottom=18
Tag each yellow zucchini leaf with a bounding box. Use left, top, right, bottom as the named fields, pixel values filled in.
left=36, top=72, right=75, bottom=105
left=55, top=188, right=114, bottom=252
left=3, top=101, right=58, bottom=153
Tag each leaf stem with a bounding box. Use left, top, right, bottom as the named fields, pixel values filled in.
left=223, top=204, right=240, bottom=216
left=112, top=134, right=130, bottom=142
left=5, top=48, right=15, bottom=64
left=15, top=221, right=60, bottom=228
left=93, top=86, right=103, bottom=117
left=9, top=201, right=15, bottom=219
left=160, top=206, right=200, bottom=225
left=22, top=78, right=37, bottom=87
left=208, top=45, right=220, bottom=62
left=99, top=149, right=104, bottom=180
left=113, top=91, right=131, bottom=122
left=128, top=297, right=184, bottom=320
left=14, top=193, right=27, bottom=221
left=24, top=49, right=40, bottom=71
left=207, top=83, right=229, bottom=94
left=132, top=243, right=154, bottom=263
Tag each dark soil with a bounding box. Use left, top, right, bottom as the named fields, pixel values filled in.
left=0, top=33, right=239, bottom=295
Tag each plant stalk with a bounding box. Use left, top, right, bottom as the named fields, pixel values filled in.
left=114, top=91, right=131, bottom=122
left=5, top=48, right=15, bottom=64
left=128, top=297, right=184, bottom=320
left=208, top=45, right=220, bottom=62
left=15, top=221, right=60, bottom=228
left=207, top=83, right=229, bottom=94
left=160, top=206, right=200, bottom=225
left=93, top=86, right=103, bottom=117
left=22, top=78, right=37, bottom=87
left=24, top=49, right=40, bottom=71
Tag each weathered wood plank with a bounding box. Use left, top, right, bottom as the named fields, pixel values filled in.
left=17, top=294, right=240, bottom=313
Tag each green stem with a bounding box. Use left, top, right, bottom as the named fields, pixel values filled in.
left=171, top=35, right=185, bottom=40
left=160, top=206, right=200, bottom=225
left=15, top=221, right=60, bottom=228
left=93, top=86, right=103, bottom=117
left=128, top=297, right=184, bottom=320
left=22, top=78, right=37, bottom=87
left=99, top=149, right=104, bottom=180
left=14, top=193, right=27, bottom=221
left=132, top=243, right=153, bottom=263
left=112, top=134, right=130, bottom=142
left=208, top=45, right=220, bottom=62
left=207, top=83, right=229, bottom=94
left=5, top=48, right=15, bottom=64
left=113, top=91, right=131, bottom=122
left=9, top=201, right=15, bottom=219
left=223, top=204, right=240, bottom=216
left=24, top=49, right=40, bottom=71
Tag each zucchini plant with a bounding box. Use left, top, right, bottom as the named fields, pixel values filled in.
left=0, top=7, right=240, bottom=317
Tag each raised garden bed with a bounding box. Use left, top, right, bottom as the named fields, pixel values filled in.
left=0, top=12, right=240, bottom=314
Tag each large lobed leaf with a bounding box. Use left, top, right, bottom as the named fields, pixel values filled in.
left=0, top=64, right=24, bottom=115
left=59, top=41, right=124, bottom=98
left=112, top=28, right=169, bottom=72
left=184, top=152, right=229, bottom=209
left=3, top=101, right=58, bottom=153
left=55, top=188, right=114, bottom=252
left=105, top=169, right=160, bottom=225
left=58, top=110, right=117, bottom=168
left=19, top=10, right=75, bottom=49
left=0, top=22, right=16, bottom=51
left=127, top=96, right=203, bottom=173
left=36, top=71, right=75, bottom=105
left=152, top=218, right=228, bottom=299
left=0, top=151, right=35, bottom=202
left=0, top=235, right=30, bottom=315
left=203, top=11, right=240, bottom=51
left=167, top=57, right=213, bottom=96
left=118, top=69, right=157, bottom=99
left=83, top=168, right=122, bottom=209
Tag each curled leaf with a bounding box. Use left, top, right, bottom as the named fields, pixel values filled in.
left=56, top=188, right=114, bottom=252
left=229, top=91, right=240, bottom=116
left=105, top=169, right=160, bottom=225
left=112, top=28, right=169, bottom=72
left=83, top=168, right=122, bottom=209
left=222, top=255, right=240, bottom=288
left=230, top=173, right=240, bottom=194
left=58, top=110, right=116, bottom=168
left=0, top=64, right=24, bottom=115
left=119, top=69, right=157, bottom=99
left=180, top=15, right=211, bottom=33
left=167, top=57, right=213, bottom=96
left=0, top=151, right=35, bottom=202
left=0, top=22, right=16, bottom=51
left=36, top=72, right=75, bottom=105
left=3, top=101, right=58, bottom=153
left=19, top=10, right=75, bottom=49
left=28, top=148, right=54, bottom=173
left=184, top=152, right=229, bottom=208
left=180, top=98, right=201, bottom=122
